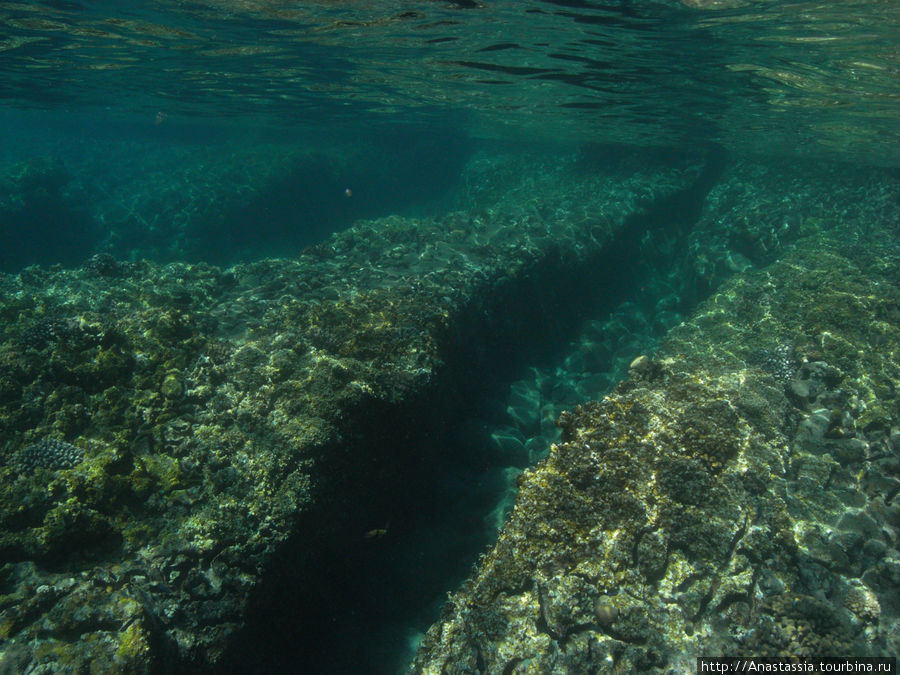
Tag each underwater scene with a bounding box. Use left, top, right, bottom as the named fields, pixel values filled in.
left=0, top=1, right=898, bottom=673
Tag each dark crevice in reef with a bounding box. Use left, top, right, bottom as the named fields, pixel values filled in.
left=442, top=144, right=727, bottom=397
left=212, top=152, right=728, bottom=674
left=216, top=386, right=507, bottom=674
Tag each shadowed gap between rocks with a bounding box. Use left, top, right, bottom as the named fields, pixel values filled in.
left=208, top=148, right=729, bottom=674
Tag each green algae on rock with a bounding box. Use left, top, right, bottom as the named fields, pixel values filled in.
left=0, top=151, right=708, bottom=672
left=410, top=218, right=900, bottom=671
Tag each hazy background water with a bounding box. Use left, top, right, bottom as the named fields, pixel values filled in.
left=1, top=0, right=895, bottom=271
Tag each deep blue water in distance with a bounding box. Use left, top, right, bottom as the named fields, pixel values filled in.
left=0, top=0, right=897, bottom=672
left=1, top=0, right=896, bottom=269
left=1, top=0, right=897, bottom=270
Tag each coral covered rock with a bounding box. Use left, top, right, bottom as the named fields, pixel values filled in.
left=412, top=221, right=900, bottom=671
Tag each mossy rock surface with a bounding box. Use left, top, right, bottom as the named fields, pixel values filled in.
left=412, top=222, right=900, bottom=670
left=0, top=152, right=708, bottom=671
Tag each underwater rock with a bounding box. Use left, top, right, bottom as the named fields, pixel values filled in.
left=490, top=428, right=529, bottom=464
left=505, top=380, right=542, bottom=434
left=628, top=353, right=652, bottom=374
left=412, top=211, right=900, bottom=671
left=83, top=252, right=127, bottom=278
left=685, top=159, right=897, bottom=298
left=0, top=150, right=710, bottom=672
left=20, top=317, right=84, bottom=351
left=749, top=342, right=797, bottom=384
left=7, top=439, right=85, bottom=472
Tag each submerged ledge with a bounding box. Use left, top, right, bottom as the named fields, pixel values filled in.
left=0, top=151, right=709, bottom=671
left=411, top=215, right=900, bottom=669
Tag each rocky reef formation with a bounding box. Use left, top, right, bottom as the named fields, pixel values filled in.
left=2, top=146, right=897, bottom=672
left=411, top=209, right=900, bottom=670
left=0, top=150, right=708, bottom=671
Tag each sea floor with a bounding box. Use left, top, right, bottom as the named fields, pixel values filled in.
left=0, top=147, right=897, bottom=672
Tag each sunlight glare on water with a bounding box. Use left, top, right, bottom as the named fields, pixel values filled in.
left=0, top=0, right=896, bottom=163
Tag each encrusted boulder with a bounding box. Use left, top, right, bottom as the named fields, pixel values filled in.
left=412, top=224, right=900, bottom=671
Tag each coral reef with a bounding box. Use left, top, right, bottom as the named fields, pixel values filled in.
left=411, top=211, right=900, bottom=671
left=0, top=150, right=703, bottom=671
left=1, top=150, right=896, bottom=671
left=6, top=440, right=85, bottom=473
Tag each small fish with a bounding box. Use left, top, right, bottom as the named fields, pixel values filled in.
left=344, top=187, right=352, bottom=198
left=363, top=522, right=389, bottom=540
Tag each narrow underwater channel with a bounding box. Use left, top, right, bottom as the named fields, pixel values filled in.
left=218, top=150, right=727, bottom=674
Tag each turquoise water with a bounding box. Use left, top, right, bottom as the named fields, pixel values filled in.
left=2, top=0, right=896, bottom=159
left=0, top=1, right=898, bottom=673
left=1, top=0, right=896, bottom=271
